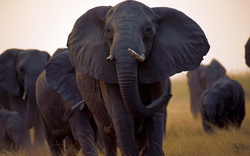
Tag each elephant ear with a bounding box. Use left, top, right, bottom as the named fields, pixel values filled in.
left=41, top=51, right=51, bottom=61
left=0, top=49, right=22, bottom=96
left=245, top=37, right=250, bottom=67
left=45, top=51, right=82, bottom=105
left=209, top=59, right=226, bottom=77
left=52, top=48, right=69, bottom=57
left=139, top=7, right=210, bottom=84
left=67, top=6, right=118, bottom=84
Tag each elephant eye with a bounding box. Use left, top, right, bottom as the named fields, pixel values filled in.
left=145, top=27, right=152, bottom=33
left=143, top=26, right=155, bottom=42
left=105, top=27, right=113, bottom=44
left=106, top=28, right=111, bottom=34
left=105, top=27, right=113, bottom=36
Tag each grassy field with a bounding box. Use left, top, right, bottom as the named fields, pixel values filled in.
left=2, top=73, right=250, bottom=156
left=164, top=72, right=250, bottom=156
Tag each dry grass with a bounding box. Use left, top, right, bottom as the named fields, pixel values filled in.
left=164, top=73, right=250, bottom=156
left=2, top=73, right=250, bottom=155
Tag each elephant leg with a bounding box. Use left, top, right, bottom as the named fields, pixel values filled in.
left=41, top=116, right=64, bottom=156
left=190, top=91, right=201, bottom=119
left=97, top=123, right=116, bottom=156
left=65, top=135, right=80, bottom=156
left=135, top=126, right=147, bottom=152
left=2, top=135, right=13, bottom=151
left=100, top=81, right=138, bottom=155
left=142, top=82, right=166, bottom=155
left=91, top=117, right=104, bottom=154
left=144, top=110, right=165, bottom=156
left=70, top=109, right=98, bottom=156
left=21, top=129, right=32, bottom=151
left=76, top=73, right=116, bottom=155
left=33, top=114, right=45, bottom=147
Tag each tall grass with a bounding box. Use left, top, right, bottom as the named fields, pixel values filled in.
left=2, top=73, right=250, bottom=155
left=164, top=73, right=250, bottom=156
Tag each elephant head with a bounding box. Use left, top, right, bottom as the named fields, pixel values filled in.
left=0, top=49, right=50, bottom=129
left=199, top=89, right=224, bottom=125
left=245, top=37, right=250, bottom=67
left=67, top=1, right=210, bottom=118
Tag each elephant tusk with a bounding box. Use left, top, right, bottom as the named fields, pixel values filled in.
left=128, top=48, right=145, bottom=62
left=106, top=55, right=113, bottom=61
left=22, top=91, right=27, bottom=100
left=70, top=100, right=85, bottom=110
left=63, top=100, right=86, bottom=121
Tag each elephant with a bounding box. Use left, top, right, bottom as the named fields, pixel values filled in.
left=187, top=59, right=226, bottom=118
left=0, top=49, right=50, bottom=149
left=54, top=1, right=210, bottom=155
left=245, top=37, right=250, bottom=67
left=0, top=109, right=24, bottom=151
left=36, top=49, right=101, bottom=156
left=199, top=76, right=245, bottom=134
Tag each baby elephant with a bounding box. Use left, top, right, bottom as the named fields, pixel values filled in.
left=0, top=109, right=24, bottom=151
left=199, top=76, right=245, bottom=133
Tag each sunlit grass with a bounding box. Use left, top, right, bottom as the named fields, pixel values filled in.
left=2, top=73, right=250, bottom=155
left=164, top=73, right=250, bottom=156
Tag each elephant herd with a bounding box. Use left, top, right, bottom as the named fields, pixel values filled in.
left=0, top=1, right=248, bottom=155
left=187, top=59, right=246, bottom=134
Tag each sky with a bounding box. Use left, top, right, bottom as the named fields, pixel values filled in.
left=0, top=0, right=250, bottom=78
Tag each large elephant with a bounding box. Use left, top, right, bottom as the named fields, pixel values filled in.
left=199, top=76, right=245, bottom=134
left=36, top=49, right=100, bottom=156
left=56, top=1, right=210, bottom=155
left=187, top=59, right=226, bottom=118
left=245, top=37, right=250, bottom=67
left=0, top=49, right=50, bottom=149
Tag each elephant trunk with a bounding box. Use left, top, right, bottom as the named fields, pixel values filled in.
left=24, top=84, right=37, bottom=129
left=13, top=134, right=22, bottom=150
left=115, top=51, right=171, bottom=119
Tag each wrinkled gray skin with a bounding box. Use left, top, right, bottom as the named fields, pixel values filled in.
left=63, top=1, right=209, bottom=155
left=0, top=109, right=24, bottom=151
left=199, top=77, right=245, bottom=134
left=0, top=49, right=50, bottom=149
left=187, top=59, right=226, bottom=118
left=36, top=49, right=100, bottom=156
left=245, top=37, right=250, bottom=67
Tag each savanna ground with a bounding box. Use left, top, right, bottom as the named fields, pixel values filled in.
left=2, top=72, right=250, bottom=156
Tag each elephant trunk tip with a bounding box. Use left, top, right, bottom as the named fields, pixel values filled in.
left=128, top=48, right=145, bottom=62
